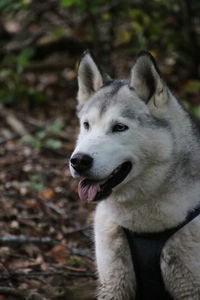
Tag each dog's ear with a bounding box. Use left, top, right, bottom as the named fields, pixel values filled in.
left=77, top=50, right=104, bottom=108
left=129, top=51, right=167, bottom=107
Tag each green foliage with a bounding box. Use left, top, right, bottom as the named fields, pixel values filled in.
left=49, top=121, right=64, bottom=135
left=0, top=0, right=31, bottom=15
left=38, top=222, right=49, bottom=228
left=67, top=257, right=83, bottom=266
left=60, top=0, right=108, bottom=13
left=191, top=106, right=200, bottom=119
left=16, top=48, right=34, bottom=73
left=0, top=0, right=199, bottom=110
left=21, top=133, right=63, bottom=150
left=46, top=139, right=62, bottom=150
left=0, top=47, right=45, bottom=104
left=21, top=174, right=45, bottom=192
left=51, top=27, right=65, bottom=38
left=20, top=120, right=64, bottom=149
left=59, top=0, right=199, bottom=72
left=184, top=81, right=200, bottom=94
left=0, top=0, right=22, bottom=13
left=21, top=134, right=42, bottom=149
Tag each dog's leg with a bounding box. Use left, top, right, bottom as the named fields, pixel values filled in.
left=161, top=226, right=200, bottom=300
left=161, top=255, right=200, bottom=299
left=94, top=201, right=136, bottom=300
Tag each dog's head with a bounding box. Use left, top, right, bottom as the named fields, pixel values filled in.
left=70, top=51, right=173, bottom=202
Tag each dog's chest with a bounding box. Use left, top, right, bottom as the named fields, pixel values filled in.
left=123, top=204, right=200, bottom=300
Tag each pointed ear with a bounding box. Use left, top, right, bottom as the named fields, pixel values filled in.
left=77, top=50, right=104, bottom=108
left=129, top=51, right=167, bottom=107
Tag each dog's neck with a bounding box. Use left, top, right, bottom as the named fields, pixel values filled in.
left=104, top=172, right=200, bottom=232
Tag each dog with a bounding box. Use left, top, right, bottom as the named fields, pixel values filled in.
left=70, top=50, right=200, bottom=299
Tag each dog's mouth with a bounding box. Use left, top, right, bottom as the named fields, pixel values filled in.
left=78, top=161, right=132, bottom=202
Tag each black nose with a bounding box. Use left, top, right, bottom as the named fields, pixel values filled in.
left=70, top=153, right=93, bottom=173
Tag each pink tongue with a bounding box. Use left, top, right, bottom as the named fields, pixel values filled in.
left=78, top=179, right=100, bottom=202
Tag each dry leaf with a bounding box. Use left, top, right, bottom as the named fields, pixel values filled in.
left=49, top=245, right=69, bottom=265
left=39, top=188, right=55, bottom=199
left=25, top=199, right=38, bottom=210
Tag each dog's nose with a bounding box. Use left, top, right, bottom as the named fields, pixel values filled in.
left=70, top=153, right=93, bottom=173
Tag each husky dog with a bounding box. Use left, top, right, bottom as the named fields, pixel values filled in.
left=70, top=51, right=200, bottom=299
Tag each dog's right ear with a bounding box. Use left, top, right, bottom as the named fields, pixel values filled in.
left=77, top=50, right=104, bottom=109
left=129, top=51, right=167, bottom=107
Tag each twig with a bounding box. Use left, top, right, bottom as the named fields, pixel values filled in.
left=46, top=201, right=66, bottom=215
left=5, top=31, right=44, bottom=54
left=0, top=121, right=47, bottom=146
left=1, top=270, right=96, bottom=280
left=28, top=270, right=96, bottom=278
left=70, top=247, right=94, bottom=260
left=64, top=225, right=91, bottom=235
left=0, top=235, right=58, bottom=246
left=1, top=109, right=28, bottom=136
left=0, top=104, right=46, bottom=145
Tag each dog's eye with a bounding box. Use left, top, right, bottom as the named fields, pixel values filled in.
left=83, top=121, right=90, bottom=130
left=112, top=123, right=128, bottom=133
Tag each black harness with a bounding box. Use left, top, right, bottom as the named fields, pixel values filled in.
left=123, top=205, right=200, bottom=300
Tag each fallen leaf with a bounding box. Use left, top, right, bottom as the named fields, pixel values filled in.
left=39, top=188, right=55, bottom=199
left=25, top=199, right=38, bottom=210
left=49, top=245, right=69, bottom=265
left=8, top=257, right=43, bottom=270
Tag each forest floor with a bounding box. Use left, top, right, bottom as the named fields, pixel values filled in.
left=0, top=74, right=97, bottom=299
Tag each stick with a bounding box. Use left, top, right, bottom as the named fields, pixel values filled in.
left=0, top=106, right=28, bottom=136
left=0, top=270, right=96, bottom=281
left=0, top=235, right=58, bottom=246
left=10, top=270, right=96, bottom=279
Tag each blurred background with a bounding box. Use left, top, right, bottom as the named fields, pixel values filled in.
left=0, top=0, right=199, bottom=299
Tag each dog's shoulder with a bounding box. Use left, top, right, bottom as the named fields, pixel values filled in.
left=163, top=214, right=200, bottom=253
left=161, top=215, right=200, bottom=296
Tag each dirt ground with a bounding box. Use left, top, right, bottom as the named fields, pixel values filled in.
left=0, top=77, right=97, bottom=299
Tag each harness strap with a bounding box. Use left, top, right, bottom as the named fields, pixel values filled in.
left=123, top=204, right=200, bottom=300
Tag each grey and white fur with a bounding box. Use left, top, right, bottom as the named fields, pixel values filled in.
left=70, top=51, right=200, bottom=299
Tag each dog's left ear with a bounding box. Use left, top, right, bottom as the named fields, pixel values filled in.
left=129, top=51, right=167, bottom=107
left=77, top=50, right=104, bottom=109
